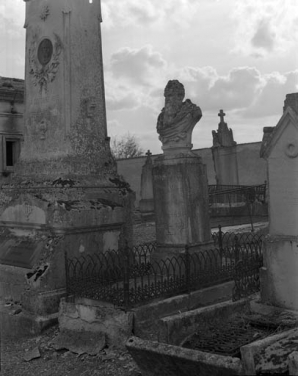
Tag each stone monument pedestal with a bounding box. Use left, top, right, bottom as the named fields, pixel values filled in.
left=151, top=153, right=212, bottom=262
left=0, top=178, right=134, bottom=333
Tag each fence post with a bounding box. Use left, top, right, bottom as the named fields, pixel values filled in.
left=218, top=225, right=223, bottom=268
left=123, top=241, right=130, bottom=311
left=264, top=180, right=267, bottom=204
left=64, top=250, right=69, bottom=302
left=218, top=224, right=223, bottom=249
left=185, top=244, right=190, bottom=294
left=234, top=235, right=240, bottom=264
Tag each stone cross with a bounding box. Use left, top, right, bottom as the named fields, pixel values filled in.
left=145, top=150, right=152, bottom=165
left=218, top=109, right=226, bottom=123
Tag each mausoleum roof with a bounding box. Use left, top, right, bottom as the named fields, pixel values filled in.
left=260, top=106, right=298, bottom=159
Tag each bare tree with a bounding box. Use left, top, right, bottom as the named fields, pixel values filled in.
left=111, top=133, right=144, bottom=159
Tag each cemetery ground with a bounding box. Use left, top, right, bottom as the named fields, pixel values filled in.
left=1, top=323, right=141, bottom=375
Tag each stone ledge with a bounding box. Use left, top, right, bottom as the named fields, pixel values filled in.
left=126, top=336, right=243, bottom=376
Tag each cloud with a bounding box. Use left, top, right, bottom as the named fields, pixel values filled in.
left=232, top=0, right=298, bottom=57
left=173, top=66, right=264, bottom=112
left=0, top=0, right=25, bottom=38
left=105, top=43, right=298, bottom=122
left=207, top=67, right=264, bottom=110
left=107, top=119, right=123, bottom=134
left=251, top=19, right=275, bottom=52
left=101, top=0, right=202, bottom=29
left=106, top=92, right=139, bottom=111
left=105, top=45, right=169, bottom=112
left=110, top=45, right=167, bottom=87
left=241, top=70, right=298, bottom=117
left=105, top=74, right=140, bottom=111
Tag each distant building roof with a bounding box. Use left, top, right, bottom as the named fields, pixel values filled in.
left=0, top=77, right=24, bottom=103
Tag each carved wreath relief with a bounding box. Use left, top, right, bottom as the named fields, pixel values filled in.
left=29, top=30, right=62, bottom=93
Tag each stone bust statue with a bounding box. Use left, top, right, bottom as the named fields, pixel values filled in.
left=157, top=80, right=202, bottom=155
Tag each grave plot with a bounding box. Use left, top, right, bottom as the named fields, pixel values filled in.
left=182, top=313, right=277, bottom=358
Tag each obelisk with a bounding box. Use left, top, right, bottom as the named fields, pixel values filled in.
left=0, top=0, right=133, bottom=333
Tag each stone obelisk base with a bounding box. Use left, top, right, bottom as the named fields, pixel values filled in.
left=0, top=177, right=134, bottom=336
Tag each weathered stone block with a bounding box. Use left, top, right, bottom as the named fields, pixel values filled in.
left=152, top=154, right=211, bottom=260
left=261, top=235, right=298, bottom=310
left=126, top=336, right=243, bottom=376
left=59, top=298, right=133, bottom=348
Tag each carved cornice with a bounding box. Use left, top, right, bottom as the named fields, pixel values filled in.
left=62, top=0, right=72, bottom=14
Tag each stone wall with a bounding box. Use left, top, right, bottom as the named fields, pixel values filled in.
left=117, top=142, right=267, bottom=206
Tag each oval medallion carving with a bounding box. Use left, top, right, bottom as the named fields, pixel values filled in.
left=38, top=38, right=53, bottom=66
left=284, top=141, right=298, bottom=158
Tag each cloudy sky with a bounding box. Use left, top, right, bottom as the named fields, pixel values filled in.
left=1, top=0, right=298, bottom=154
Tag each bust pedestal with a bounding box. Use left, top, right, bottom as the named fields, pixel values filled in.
left=151, top=153, right=212, bottom=262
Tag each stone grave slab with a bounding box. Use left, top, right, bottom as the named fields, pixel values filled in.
left=0, top=239, right=43, bottom=269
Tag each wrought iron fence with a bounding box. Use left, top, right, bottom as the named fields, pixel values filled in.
left=65, top=231, right=264, bottom=309
left=232, top=253, right=263, bottom=301
left=208, top=182, right=267, bottom=206
left=212, top=225, right=264, bottom=249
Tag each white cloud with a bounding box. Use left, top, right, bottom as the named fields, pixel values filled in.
left=110, top=45, right=167, bottom=87
left=207, top=67, right=264, bottom=110
left=101, top=0, right=202, bottom=29
left=106, top=45, right=169, bottom=112
left=242, top=70, right=298, bottom=117
left=232, top=0, right=298, bottom=57
left=173, top=66, right=264, bottom=112
left=251, top=19, right=276, bottom=52
left=105, top=72, right=141, bottom=111
left=0, top=0, right=25, bottom=38
left=105, top=43, right=298, bottom=124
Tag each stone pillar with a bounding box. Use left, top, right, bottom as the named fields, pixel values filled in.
left=139, top=150, right=154, bottom=221
left=152, top=80, right=212, bottom=261
left=211, top=110, right=239, bottom=186
left=153, top=154, right=211, bottom=259
left=0, top=0, right=133, bottom=332
left=260, top=93, right=298, bottom=310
